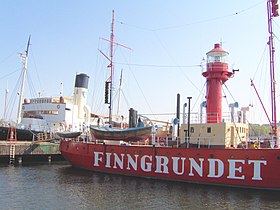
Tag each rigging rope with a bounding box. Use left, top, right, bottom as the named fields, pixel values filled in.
left=114, top=62, right=199, bottom=68
left=0, top=69, right=21, bottom=80
left=117, top=1, right=264, bottom=31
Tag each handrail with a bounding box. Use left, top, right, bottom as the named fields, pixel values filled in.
left=153, top=135, right=277, bottom=149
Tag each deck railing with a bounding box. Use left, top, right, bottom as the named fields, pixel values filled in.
left=153, top=135, right=277, bottom=149
left=153, top=136, right=214, bottom=148
left=186, top=111, right=243, bottom=124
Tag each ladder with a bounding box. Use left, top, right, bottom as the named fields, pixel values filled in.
left=9, top=144, right=15, bottom=165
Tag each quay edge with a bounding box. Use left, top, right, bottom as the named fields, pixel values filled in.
left=0, top=141, right=64, bottom=164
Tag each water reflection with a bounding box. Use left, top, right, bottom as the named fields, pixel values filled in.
left=0, top=162, right=279, bottom=210
left=57, top=165, right=280, bottom=210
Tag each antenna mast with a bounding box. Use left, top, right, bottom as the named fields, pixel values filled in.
left=16, top=35, right=31, bottom=124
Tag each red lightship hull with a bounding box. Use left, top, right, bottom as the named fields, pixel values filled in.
left=60, top=140, right=280, bottom=190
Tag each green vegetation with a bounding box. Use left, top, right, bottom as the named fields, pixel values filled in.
left=249, top=124, right=272, bottom=137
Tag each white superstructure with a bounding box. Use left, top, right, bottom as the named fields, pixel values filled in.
left=19, top=73, right=92, bottom=133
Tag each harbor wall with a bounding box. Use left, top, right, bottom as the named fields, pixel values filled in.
left=0, top=141, right=64, bottom=164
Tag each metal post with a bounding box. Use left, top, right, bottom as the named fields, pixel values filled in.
left=186, top=97, right=192, bottom=147
left=152, top=125, right=156, bottom=145
left=182, top=103, right=187, bottom=124
left=176, top=94, right=180, bottom=138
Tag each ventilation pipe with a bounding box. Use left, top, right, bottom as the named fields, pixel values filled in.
left=229, top=102, right=239, bottom=122
left=200, top=101, right=206, bottom=123
left=241, top=106, right=249, bottom=123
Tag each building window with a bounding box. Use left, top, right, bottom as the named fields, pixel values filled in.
left=207, top=127, right=211, bottom=133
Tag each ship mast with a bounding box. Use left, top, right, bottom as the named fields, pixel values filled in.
left=116, top=69, right=123, bottom=116
left=108, top=10, right=115, bottom=124
left=99, top=10, right=131, bottom=124
left=267, top=0, right=279, bottom=142
left=4, top=83, right=9, bottom=120
left=16, top=35, right=31, bottom=124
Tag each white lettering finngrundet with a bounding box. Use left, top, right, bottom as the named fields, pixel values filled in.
left=93, top=152, right=267, bottom=180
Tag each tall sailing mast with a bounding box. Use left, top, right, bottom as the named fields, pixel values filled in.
left=267, top=0, right=279, bottom=141
left=16, top=35, right=31, bottom=124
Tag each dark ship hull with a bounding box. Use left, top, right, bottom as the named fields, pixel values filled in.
left=0, top=126, right=43, bottom=141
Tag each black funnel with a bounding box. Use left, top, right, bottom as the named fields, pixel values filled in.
left=75, top=73, right=89, bottom=89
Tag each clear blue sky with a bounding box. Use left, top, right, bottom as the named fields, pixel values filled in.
left=0, top=0, right=279, bottom=124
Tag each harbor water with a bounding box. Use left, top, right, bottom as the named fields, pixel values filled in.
left=0, top=161, right=279, bottom=210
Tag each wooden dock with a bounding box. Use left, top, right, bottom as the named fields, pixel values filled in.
left=0, top=141, right=63, bottom=164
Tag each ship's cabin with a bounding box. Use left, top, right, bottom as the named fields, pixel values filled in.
left=179, top=122, right=248, bottom=148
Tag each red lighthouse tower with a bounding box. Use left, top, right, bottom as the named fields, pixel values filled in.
left=202, top=43, right=233, bottom=123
